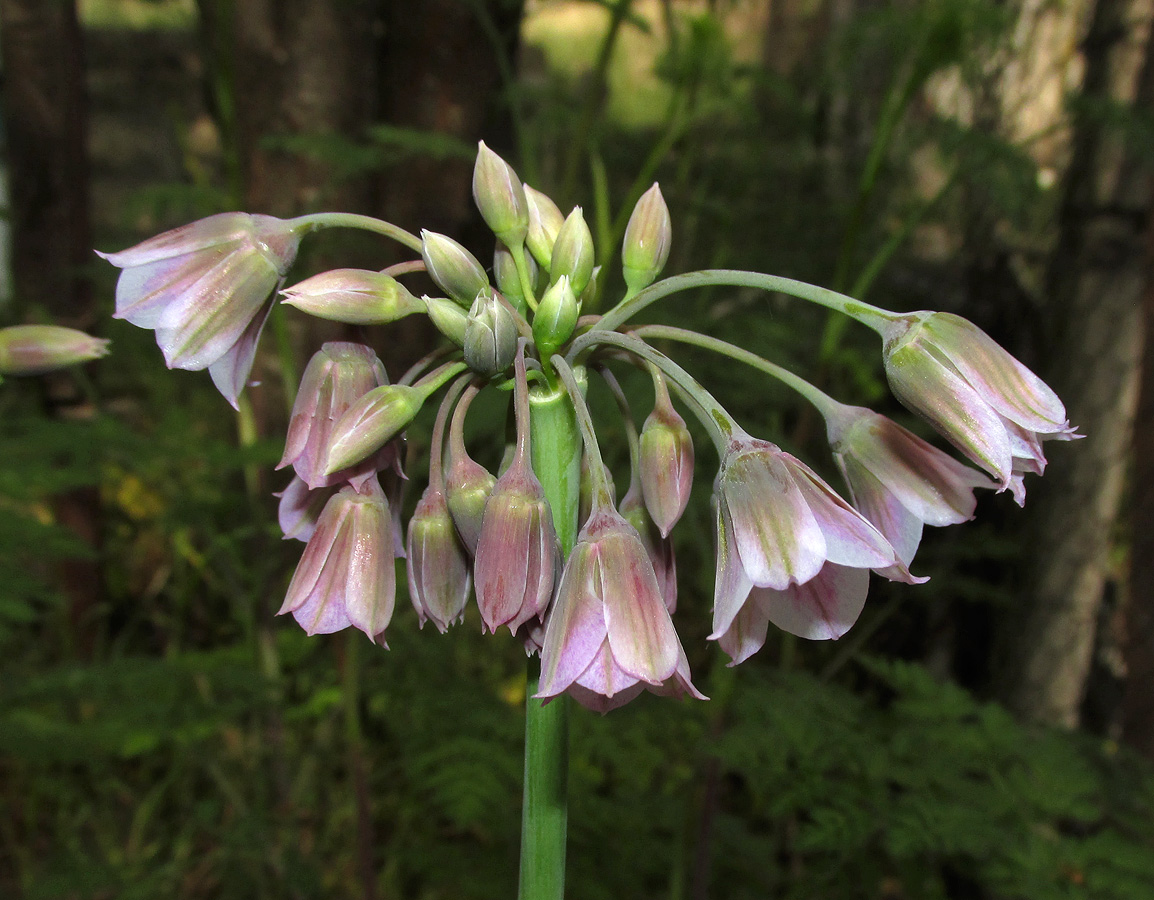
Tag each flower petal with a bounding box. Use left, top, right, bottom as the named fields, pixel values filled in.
left=759, top=563, right=870, bottom=641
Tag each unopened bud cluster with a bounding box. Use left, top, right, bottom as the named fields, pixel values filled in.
left=99, top=142, right=1077, bottom=712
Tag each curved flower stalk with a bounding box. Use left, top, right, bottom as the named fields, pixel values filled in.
left=444, top=383, right=497, bottom=553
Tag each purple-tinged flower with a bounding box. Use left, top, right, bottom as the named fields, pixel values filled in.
left=279, top=342, right=391, bottom=490
left=880, top=311, right=1078, bottom=499
left=620, top=485, right=677, bottom=614
left=474, top=350, right=558, bottom=634
left=407, top=486, right=471, bottom=632
left=279, top=479, right=395, bottom=645
left=825, top=404, right=996, bottom=568
left=715, top=564, right=869, bottom=665
left=638, top=374, right=694, bottom=537
left=280, top=269, right=423, bottom=324
left=97, top=212, right=302, bottom=408
left=710, top=433, right=913, bottom=644
left=537, top=505, right=700, bottom=708
left=275, top=476, right=336, bottom=542
left=0, top=325, right=109, bottom=375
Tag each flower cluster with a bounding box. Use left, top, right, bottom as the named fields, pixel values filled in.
left=100, top=143, right=1076, bottom=711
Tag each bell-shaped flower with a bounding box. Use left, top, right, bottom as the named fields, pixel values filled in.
left=474, top=350, right=558, bottom=633
left=280, top=269, right=423, bottom=324
left=620, top=483, right=677, bottom=614
left=0, top=325, right=109, bottom=376
left=407, top=486, right=472, bottom=632
left=537, top=505, right=700, bottom=708
left=710, top=432, right=914, bottom=644
left=279, top=479, right=395, bottom=645
left=638, top=373, right=694, bottom=537
left=97, top=212, right=302, bottom=407
left=279, top=342, right=391, bottom=490
left=825, top=403, right=996, bottom=568
left=715, top=564, right=870, bottom=665
left=880, top=311, right=1078, bottom=500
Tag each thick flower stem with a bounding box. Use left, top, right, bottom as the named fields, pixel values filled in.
left=519, top=380, right=582, bottom=900
left=594, top=269, right=901, bottom=334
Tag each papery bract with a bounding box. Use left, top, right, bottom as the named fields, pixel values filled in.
left=279, top=342, right=391, bottom=490
left=279, top=480, right=395, bottom=644
left=826, top=403, right=995, bottom=568
left=98, top=212, right=301, bottom=407
left=881, top=311, right=1078, bottom=502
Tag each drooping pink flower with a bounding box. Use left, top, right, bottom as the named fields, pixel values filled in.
left=278, top=342, right=391, bottom=490
left=710, top=432, right=913, bottom=649
left=880, top=311, right=1078, bottom=500
left=638, top=371, right=694, bottom=538
left=537, top=506, right=699, bottom=707
left=98, top=212, right=302, bottom=407
left=824, top=403, right=996, bottom=568
left=279, top=478, right=395, bottom=645
left=407, top=485, right=472, bottom=633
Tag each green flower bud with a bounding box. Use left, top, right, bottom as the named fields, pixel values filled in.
left=550, top=206, right=594, bottom=297
left=424, top=296, right=468, bottom=346
left=532, top=274, right=578, bottom=358
left=621, top=183, right=671, bottom=293
left=463, top=291, right=518, bottom=376
left=473, top=141, right=529, bottom=248
left=281, top=269, right=423, bottom=325
left=325, top=384, right=423, bottom=474
left=421, top=230, right=489, bottom=306
left=525, top=185, right=565, bottom=270
left=494, top=240, right=537, bottom=306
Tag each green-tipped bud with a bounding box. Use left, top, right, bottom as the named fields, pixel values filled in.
left=473, top=142, right=529, bottom=248
left=421, top=230, right=489, bottom=306
left=325, top=384, right=423, bottom=474
left=550, top=206, right=595, bottom=297
left=446, top=457, right=497, bottom=554
left=525, top=185, right=565, bottom=270
left=494, top=240, right=537, bottom=306
left=532, top=275, right=578, bottom=357
left=0, top=325, right=109, bottom=376
left=622, top=183, right=671, bottom=293
left=424, top=296, right=468, bottom=346
left=281, top=269, right=423, bottom=324
left=463, top=291, right=518, bottom=376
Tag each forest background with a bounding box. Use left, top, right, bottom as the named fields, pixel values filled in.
left=3, top=0, right=1154, bottom=897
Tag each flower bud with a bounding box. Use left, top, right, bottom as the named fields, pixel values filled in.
left=463, top=291, right=518, bottom=376
left=407, top=486, right=471, bottom=632
left=621, top=183, right=671, bottom=293
left=550, top=207, right=595, bottom=297
left=446, top=455, right=496, bottom=553
left=281, top=269, right=423, bottom=324
left=473, top=142, right=529, bottom=248
left=424, top=296, right=468, bottom=346
left=639, top=393, right=694, bottom=537
left=325, top=384, right=423, bottom=474
left=494, top=240, right=538, bottom=307
left=421, top=230, right=489, bottom=306
left=0, top=325, right=109, bottom=376
left=525, top=185, right=565, bottom=270
left=532, top=275, right=578, bottom=357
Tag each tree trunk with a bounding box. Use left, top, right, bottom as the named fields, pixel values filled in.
left=994, top=0, right=1153, bottom=728
left=0, top=0, right=103, bottom=660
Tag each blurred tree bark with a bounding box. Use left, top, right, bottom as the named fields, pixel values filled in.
left=994, top=0, right=1153, bottom=728
left=0, top=0, right=103, bottom=659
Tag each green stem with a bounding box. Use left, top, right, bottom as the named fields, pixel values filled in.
left=567, top=329, right=734, bottom=454
left=630, top=325, right=845, bottom=421
left=288, top=212, right=423, bottom=254
left=518, top=378, right=582, bottom=900
left=595, top=269, right=901, bottom=335
left=511, top=243, right=540, bottom=312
